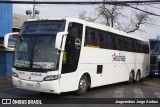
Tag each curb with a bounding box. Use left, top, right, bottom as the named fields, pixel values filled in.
left=0, top=77, right=12, bottom=85
left=143, top=80, right=160, bottom=88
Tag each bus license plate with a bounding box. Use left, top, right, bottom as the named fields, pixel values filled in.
left=26, top=84, right=33, bottom=87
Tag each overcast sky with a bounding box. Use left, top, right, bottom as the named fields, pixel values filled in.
left=12, top=0, right=160, bottom=39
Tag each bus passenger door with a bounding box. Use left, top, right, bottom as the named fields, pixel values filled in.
left=60, top=22, right=83, bottom=92
left=61, top=22, right=83, bottom=74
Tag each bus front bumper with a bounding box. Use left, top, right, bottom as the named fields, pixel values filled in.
left=12, top=76, right=60, bottom=94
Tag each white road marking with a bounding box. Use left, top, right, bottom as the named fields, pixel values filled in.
left=133, top=88, right=145, bottom=98
left=113, top=88, right=124, bottom=98
left=154, top=92, right=160, bottom=98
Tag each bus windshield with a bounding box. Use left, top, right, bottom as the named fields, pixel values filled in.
left=13, top=20, right=65, bottom=71
left=150, top=41, right=160, bottom=52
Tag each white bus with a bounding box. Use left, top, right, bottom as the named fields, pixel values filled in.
left=4, top=18, right=150, bottom=95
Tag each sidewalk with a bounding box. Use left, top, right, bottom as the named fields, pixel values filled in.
left=143, top=77, right=160, bottom=88
left=0, top=76, right=12, bottom=85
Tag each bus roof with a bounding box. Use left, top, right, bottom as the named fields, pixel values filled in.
left=25, top=17, right=149, bottom=42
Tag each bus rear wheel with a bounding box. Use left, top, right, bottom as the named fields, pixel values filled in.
left=76, top=74, right=89, bottom=95
left=129, top=71, right=134, bottom=84
left=135, top=71, right=141, bottom=83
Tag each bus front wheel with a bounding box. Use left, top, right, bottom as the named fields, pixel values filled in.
left=76, top=74, right=89, bottom=95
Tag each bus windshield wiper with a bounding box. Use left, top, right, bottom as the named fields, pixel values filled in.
left=32, top=63, right=47, bottom=72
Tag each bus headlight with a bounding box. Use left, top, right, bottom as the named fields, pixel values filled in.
left=12, top=72, right=19, bottom=78
left=43, top=75, right=61, bottom=81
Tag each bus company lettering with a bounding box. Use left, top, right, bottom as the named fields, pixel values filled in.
left=112, top=52, right=126, bottom=61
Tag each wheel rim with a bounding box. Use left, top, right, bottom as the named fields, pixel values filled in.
left=79, top=77, right=87, bottom=92
left=79, top=79, right=87, bottom=92
left=79, top=75, right=87, bottom=95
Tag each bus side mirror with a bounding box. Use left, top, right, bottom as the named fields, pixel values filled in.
left=3, top=32, right=19, bottom=51
left=55, top=32, right=68, bottom=51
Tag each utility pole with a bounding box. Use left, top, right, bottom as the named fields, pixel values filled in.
left=33, top=0, right=35, bottom=18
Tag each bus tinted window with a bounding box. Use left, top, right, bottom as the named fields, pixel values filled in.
left=106, top=33, right=113, bottom=49
left=90, top=31, right=98, bottom=46
left=84, top=26, right=149, bottom=54
left=21, top=20, right=65, bottom=35
left=98, top=32, right=106, bottom=48
left=85, top=27, right=99, bottom=47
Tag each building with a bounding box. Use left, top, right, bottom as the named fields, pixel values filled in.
left=13, top=13, right=31, bottom=32
left=0, top=1, right=31, bottom=79
left=0, top=0, right=12, bottom=37
left=0, top=0, right=12, bottom=79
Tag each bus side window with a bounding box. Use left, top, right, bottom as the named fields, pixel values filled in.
left=119, top=36, right=124, bottom=51
left=124, top=38, right=128, bottom=51
left=136, top=40, right=141, bottom=53
left=138, top=41, right=141, bottom=53
left=106, top=33, right=112, bottom=49
left=128, top=38, right=132, bottom=52
left=98, top=31, right=106, bottom=48
left=68, top=22, right=83, bottom=40
left=115, top=35, right=120, bottom=50
left=132, top=39, right=136, bottom=52
left=135, top=40, right=138, bottom=52
left=84, top=30, right=91, bottom=46
left=134, top=39, right=137, bottom=52
left=90, top=31, right=98, bottom=46
left=84, top=27, right=99, bottom=48
left=120, top=37, right=124, bottom=51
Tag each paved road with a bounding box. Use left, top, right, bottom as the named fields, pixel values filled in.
left=0, top=77, right=160, bottom=99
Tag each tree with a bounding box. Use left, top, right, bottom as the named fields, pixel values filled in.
left=79, top=0, right=153, bottom=33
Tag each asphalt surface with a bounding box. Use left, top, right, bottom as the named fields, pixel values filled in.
left=0, top=76, right=159, bottom=107
left=142, top=76, right=160, bottom=88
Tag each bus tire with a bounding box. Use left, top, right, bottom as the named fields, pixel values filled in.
left=128, top=70, right=134, bottom=84
left=135, top=70, right=141, bottom=83
left=76, top=74, right=89, bottom=95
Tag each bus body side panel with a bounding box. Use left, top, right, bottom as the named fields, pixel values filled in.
left=59, top=69, right=93, bottom=93
left=78, top=47, right=135, bottom=88
left=115, top=52, right=136, bottom=82
left=135, top=53, right=150, bottom=78
left=59, top=72, right=80, bottom=93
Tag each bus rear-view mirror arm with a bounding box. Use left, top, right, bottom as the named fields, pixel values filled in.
left=55, top=32, right=68, bottom=51
left=4, top=32, right=19, bottom=51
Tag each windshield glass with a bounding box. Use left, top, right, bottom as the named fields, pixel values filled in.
left=150, top=41, right=160, bottom=52
left=14, top=20, right=65, bottom=71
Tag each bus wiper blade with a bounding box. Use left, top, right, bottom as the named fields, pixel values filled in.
left=14, top=66, right=30, bottom=71
left=32, top=63, right=47, bottom=72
